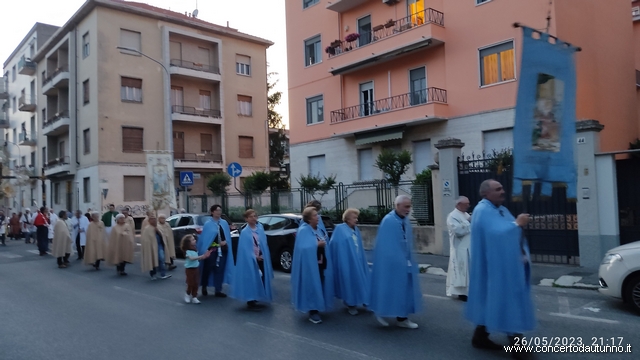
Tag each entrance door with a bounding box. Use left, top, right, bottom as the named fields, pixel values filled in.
left=410, top=67, right=427, bottom=105
left=359, top=81, right=374, bottom=117
left=358, top=15, right=372, bottom=46
left=173, top=132, right=185, bottom=160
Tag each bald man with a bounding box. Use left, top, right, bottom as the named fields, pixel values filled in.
left=446, top=196, right=471, bottom=301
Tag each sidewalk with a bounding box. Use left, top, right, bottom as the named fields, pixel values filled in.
left=364, top=251, right=600, bottom=290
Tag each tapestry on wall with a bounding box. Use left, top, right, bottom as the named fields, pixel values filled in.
left=146, top=151, right=177, bottom=210
left=512, top=25, right=580, bottom=200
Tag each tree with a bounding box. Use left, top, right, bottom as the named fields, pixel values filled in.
left=206, top=173, right=231, bottom=196
left=297, top=173, right=336, bottom=200
left=375, top=148, right=413, bottom=186
left=267, top=72, right=290, bottom=189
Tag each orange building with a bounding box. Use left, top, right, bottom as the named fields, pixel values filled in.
left=286, top=0, right=639, bottom=184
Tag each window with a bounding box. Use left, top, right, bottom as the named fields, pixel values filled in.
left=83, top=177, right=90, bottom=203
left=83, top=79, right=90, bottom=104
left=122, top=127, right=143, bottom=152
left=121, top=77, right=142, bottom=102
left=480, top=41, right=515, bottom=86
left=83, top=129, right=90, bottom=154
left=201, top=133, right=213, bottom=153
left=483, top=129, right=513, bottom=153
left=237, top=95, right=253, bottom=116
left=413, top=140, right=432, bottom=174
left=239, top=136, right=254, bottom=158
left=308, top=155, right=326, bottom=177
left=303, top=0, right=319, bottom=9
left=54, top=183, right=60, bottom=204
left=306, top=95, right=324, bottom=124
left=119, top=29, right=141, bottom=53
left=123, top=176, right=145, bottom=201
left=304, top=35, right=321, bottom=66
left=358, top=149, right=373, bottom=181
left=82, top=32, right=90, bottom=58
left=236, top=55, right=251, bottom=76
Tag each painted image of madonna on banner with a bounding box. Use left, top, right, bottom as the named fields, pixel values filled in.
left=532, top=73, right=563, bottom=152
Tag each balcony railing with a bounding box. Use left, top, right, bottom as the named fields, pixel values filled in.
left=327, top=9, right=444, bottom=58
left=171, top=105, right=221, bottom=118
left=170, top=59, right=220, bottom=75
left=45, top=156, right=70, bottom=169
left=43, top=65, right=69, bottom=86
left=43, top=110, right=70, bottom=128
left=330, top=87, right=447, bottom=124
left=175, top=152, right=223, bottom=162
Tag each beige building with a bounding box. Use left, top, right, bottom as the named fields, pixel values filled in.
left=31, top=0, right=272, bottom=216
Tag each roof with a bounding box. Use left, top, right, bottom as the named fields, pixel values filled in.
left=3, top=23, right=60, bottom=68
left=34, top=0, right=273, bottom=62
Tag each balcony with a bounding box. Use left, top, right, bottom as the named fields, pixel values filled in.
left=44, top=156, right=71, bottom=177
left=42, top=65, right=70, bottom=96
left=18, top=95, right=37, bottom=112
left=174, top=152, right=223, bottom=170
left=18, top=58, right=37, bottom=76
left=169, top=59, right=221, bottom=82
left=330, top=87, right=448, bottom=124
left=0, top=77, right=7, bottom=99
left=171, top=105, right=222, bottom=124
left=42, top=110, right=70, bottom=136
left=19, top=131, right=37, bottom=146
left=327, top=9, right=445, bottom=75
left=0, top=113, right=9, bottom=129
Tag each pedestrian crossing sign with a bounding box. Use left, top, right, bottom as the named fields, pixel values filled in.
left=179, top=171, right=194, bottom=187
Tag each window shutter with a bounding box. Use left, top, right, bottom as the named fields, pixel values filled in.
left=122, top=127, right=143, bottom=152
left=239, top=136, right=253, bottom=158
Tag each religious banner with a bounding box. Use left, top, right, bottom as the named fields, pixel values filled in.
left=512, top=25, right=580, bottom=200
left=146, top=151, right=177, bottom=210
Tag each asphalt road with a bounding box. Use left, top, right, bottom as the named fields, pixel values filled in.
left=1, top=240, right=639, bottom=360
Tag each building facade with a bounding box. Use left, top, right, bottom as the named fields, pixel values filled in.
left=1, top=23, right=59, bottom=213
left=29, top=0, right=271, bottom=216
left=286, top=0, right=639, bottom=185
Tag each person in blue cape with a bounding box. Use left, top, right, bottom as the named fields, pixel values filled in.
left=291, top=206, right=334, bottom=324
left=328, top=208, right=370, bottom=316
left=465, top=179, right=535, bottom=352
left=197, top=204, right=234, bottom=297
left=306, top=200, right=328, bottom=240
left=230, top=209, right=273, bottom=310
left=369, top=195, right=422, bottom=329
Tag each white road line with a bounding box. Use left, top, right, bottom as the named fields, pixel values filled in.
left=548, top=313, right=619, bottom=324
left=113, top=286, right=185, bottom=307
left=422, top=294, right=450, bottom=300
left=245, top=322, right=382, bottom=360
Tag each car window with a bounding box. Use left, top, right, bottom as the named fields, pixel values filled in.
left=196, top=215, right=213, bottom=226
left=167, top=216, right=178, bottom=228
left=177, top=216, right=192, bottom=227
left=257, top=216, right=271, bottom=231
left=268, top=216, right=288, bottom=230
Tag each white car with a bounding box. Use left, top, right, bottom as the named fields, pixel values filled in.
left=598, top=241, right=640, bottom=314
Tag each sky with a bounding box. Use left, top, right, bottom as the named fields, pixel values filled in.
left=0, top=0, right=290, bottom=127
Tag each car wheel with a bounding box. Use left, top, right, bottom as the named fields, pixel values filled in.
left=624, top=274, right=640, bottom=314
left=279, top=248, right=293, bottom=273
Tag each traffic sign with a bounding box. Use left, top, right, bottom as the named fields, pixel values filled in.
left=179, top=171, right=194, bottom=186
left=227, top=162, right=243, bottom=178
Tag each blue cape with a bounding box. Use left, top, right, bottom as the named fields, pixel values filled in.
left=290, top=222, right=334, bottom=312
left=230, top=223, right=273, bottom=302
left=197, top=218, right=234, bottom=286
left=368, top=211, right=422, bottom=317
left=465, top=199, right=536, bottom=334
left=328, top=223, right=370, bottom=306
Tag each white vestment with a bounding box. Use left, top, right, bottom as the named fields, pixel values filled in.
left=446, top=208, right=471, bottom=297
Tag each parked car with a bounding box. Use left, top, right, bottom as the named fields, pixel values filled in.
left=167, top=213, right=239, bottom=258
left=598, top=241, right=640, bottom=314
left=235, top=213, right=334, bottom=273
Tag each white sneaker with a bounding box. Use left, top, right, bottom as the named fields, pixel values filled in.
left=184, top=294, right=192, bottom=303
left=376, top=316, right=389, bottom=327
left=191, top=297, right=201, bottom=304
left=397, top=319, right=419, bottom=329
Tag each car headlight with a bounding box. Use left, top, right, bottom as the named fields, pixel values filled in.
left=601, top=253, right=622, bottom=264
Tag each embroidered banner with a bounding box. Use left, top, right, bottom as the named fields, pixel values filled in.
left=512, top=26, right=579, bottom=199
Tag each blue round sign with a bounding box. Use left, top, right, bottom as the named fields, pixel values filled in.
left=227, top=162, right=243, bottom=178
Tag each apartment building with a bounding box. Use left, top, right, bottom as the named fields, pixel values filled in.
left=286, top=0, right=638, bottom=184
left=31, top=0, right=271, bottom=215
left=1, top=23, right=59, bottom=212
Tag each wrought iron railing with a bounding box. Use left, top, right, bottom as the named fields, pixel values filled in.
left=327, top=9, right=444, bottom=57
left=43, top=65, right=69, bottom=86
left=45, top=156, right=70, bottom=169
left=170, top=59, right=220, bottom=75
left=43, top=109, right=70, bottom=128
left=175, top=152, right=223, bottom=163
left=171, top=105, right=221, bottom=118
left=330, top=87, right=447, bottom=124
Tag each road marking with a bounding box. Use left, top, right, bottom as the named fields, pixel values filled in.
left=245, top=322, right=382, bottom=360
left=548, top=313, right=619, bottom=324
left=422, top=294, right=450, bottom=300
left=113, top=286, right=185, bottom=307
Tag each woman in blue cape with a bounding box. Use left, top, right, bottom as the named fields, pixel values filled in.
left=230, top=209, right=273, bottom=310
left=197, top=205, right=234, bottom=297
left=328, top=208, right=370, bottom=316
left=291, top=206, right=334, bottom=324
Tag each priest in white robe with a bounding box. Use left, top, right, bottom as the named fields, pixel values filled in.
left=446, top=196, right=471, bottom=300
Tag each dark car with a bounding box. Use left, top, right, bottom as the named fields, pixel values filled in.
left=236, top=213, right=334, bottom=273
left=167, top=213, right=239, bottom=258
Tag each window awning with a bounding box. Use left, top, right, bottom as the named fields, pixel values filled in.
left=354, top=127, right=404, bottom=146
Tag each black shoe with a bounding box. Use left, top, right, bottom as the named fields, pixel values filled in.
left=215, top=292, right=227, bottom=298
left=202, top=288, right=208, bottom=296
left=458, top=295, right=468, bottom=302
left=472, top=326, right=502, bottom=350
